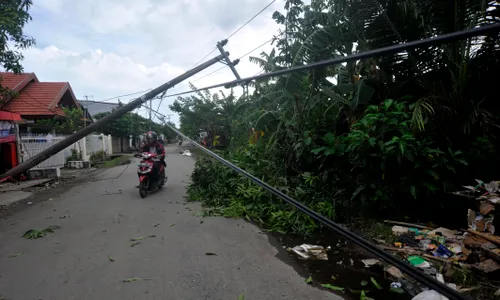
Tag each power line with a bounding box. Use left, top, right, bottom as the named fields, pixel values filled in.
left=189, top=0, right=275, bottom=70
left=166, top=23, right=500, bottom=98
left=190, top=48, right=218, bottom=68
left=142, top=104, right=470, bottom=300
left=96, top=89, right=152, bottom=103
left=226, top=0, right=277, bottom=40
left=170, top=36, right=278, bottom=95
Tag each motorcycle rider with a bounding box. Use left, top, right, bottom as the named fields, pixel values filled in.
left=139, top=131, right=166, bottom=186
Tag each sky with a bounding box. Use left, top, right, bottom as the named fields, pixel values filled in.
left=20, top=0, right=286, bottom=126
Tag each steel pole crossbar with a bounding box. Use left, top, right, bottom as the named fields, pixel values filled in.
left=148, top=108, right=471, bottom=300
left=2, top=53, right=228, bottom=179
left=166, top=23, right=500, bottom=98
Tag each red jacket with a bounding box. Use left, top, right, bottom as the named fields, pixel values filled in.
left=140, top=142, right=165, bottom=159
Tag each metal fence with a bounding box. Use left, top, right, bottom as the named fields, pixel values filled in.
left=19, top=133, right=72, bottom=169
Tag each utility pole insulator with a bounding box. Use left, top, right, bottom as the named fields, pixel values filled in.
left=216, top=40, right=241, bottom=81
left=232, top=59, right=240, bottom=66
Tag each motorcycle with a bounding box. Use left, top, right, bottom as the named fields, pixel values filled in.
left=135, top=152, right=167, bottom=198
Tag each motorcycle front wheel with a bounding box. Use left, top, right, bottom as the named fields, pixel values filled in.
left=139, top=179, right=149, bottom=198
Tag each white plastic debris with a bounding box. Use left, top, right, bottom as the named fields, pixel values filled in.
left=411, top=290, right=446, bottom=300
left=182, top=150, right=192, bottom=156
left=411, top=273, right=456, bottom=300
left=290, top=244, right=329, bottom=260
left=362, top=258, right=381, bottom=268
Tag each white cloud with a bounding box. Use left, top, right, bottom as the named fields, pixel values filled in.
left=18, top=0, right=286, bottom=125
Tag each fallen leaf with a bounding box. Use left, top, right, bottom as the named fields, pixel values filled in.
left=205, top=252, right=217, bottom=256
left=360, top=290, right=374, bottom=300
left=390, top=287, right=405, bottom=294
left=370, top=277, right=382, bottom=290
left=130, top=241, right=141, bottom=247
left=321, top=283, right=344, bottom=291
left=130, top=235, right=156, bottom=242
left=170, top=224, right=175, bottom=227
left=360, top=280, right=368, bottom=287
left=108, top=254, right=115, bottom=262
left=22, top=225, right=61, bottom=239
left=306, top=276, right=313, bottom=284
left=237, top=295, right=244, bottom=300
left=8, top=253, right=24, bottom=258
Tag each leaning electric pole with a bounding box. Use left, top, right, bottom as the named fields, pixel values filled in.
left=2, top=51, right=230, bottom=180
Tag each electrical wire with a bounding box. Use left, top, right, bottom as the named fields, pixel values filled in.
left=226, top=0, right=277, bottom=40
left=166, top=23, right=500, bottom=98
left=169, top=36, right=278, bottom=95
left=142, top=104, right=470, bottom=300
left=190, top=48, right=218, bottom=68
left=189, top=0, right=275, bottom=69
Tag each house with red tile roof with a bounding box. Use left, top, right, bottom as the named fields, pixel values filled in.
left=0, top=72, right=91, bottom=132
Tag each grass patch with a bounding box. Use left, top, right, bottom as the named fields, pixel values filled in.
left=98, top=155, right=132, bottom=168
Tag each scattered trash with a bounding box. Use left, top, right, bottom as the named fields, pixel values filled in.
left=182, top=150, right=192, bottom=156
left=154, top=223, right=160, bottom=227
left=22, top=225, right=60, bottom=239
left=59, top=215, right=71, bottom=219
left=361, top=258, right=381, bottom=267
left=390, top=282, right=402, bottom=289
left=122, top=277, right=152, bottom=283
left=407, top=256, right=431, bottom=269
left=8, top=253, right=24, bottom=258
left=205, top=252, right=217, bottom=256
left=27, top=201, right=32, bottom=205
left=130, top=241, right=141, bottom=247
left=290, top=244, right=329, bottom=260
left=321, top=283, right=345, bottom=291
left=473, top=259, right=500, bottom=273
left=108, top=254, right=115, bottom=262
left=385, top=266, right=404, bottom=278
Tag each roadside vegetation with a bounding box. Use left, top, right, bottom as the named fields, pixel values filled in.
left=172, top=0, right=499, bottom=235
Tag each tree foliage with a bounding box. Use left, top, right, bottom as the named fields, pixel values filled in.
left=173, top=0, right=500, bottom=237
left=35, top=108, right=86, bottom=134
left=0, top=0, right=35, bottom=102
left=94, top=102, right=177, bottom=140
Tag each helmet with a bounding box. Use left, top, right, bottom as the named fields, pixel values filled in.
left=145, top=131, right=158, bottom=144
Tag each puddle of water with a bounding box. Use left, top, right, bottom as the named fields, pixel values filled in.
left=272, top=232, right=414, bottom=300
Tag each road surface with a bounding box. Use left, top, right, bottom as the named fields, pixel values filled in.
left=0, top=147, right=339, bottom=300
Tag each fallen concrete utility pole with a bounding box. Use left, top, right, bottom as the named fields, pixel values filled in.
left=2, top=52, right=228, bottom=180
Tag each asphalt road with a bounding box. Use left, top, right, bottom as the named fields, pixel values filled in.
left=0, top=146, right=339, bottom=300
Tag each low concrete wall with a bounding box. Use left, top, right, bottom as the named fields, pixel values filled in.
left=27, top=167, right=61, bottom=179
left=66, top=161, right=91, bottom=169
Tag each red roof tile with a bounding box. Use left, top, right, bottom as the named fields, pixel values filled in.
left=2, top=82, right=70, bottom=116
left=0, top=72, right=38, bottom=92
